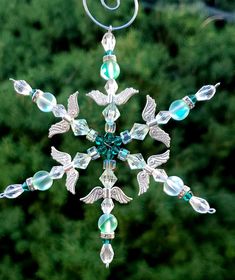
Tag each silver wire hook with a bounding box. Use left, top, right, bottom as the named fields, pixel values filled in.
left=82, top=0, right=139, bottom=31
left=101, top=0, right=120, bottom=11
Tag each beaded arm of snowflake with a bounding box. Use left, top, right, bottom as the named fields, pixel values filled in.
left=0, top=29, right=219, bottom=267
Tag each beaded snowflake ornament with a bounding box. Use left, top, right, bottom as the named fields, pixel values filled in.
left=0, top=2, right=219, bottom=267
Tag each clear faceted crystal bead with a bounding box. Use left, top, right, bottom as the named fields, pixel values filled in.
left=127, top=154, right=146, bottom=170
left=152, top=169, right=168, bottom=182
left=73, top=153, right=91, bottom=169
left=195, top=85, right=217, bottom=101
left=105, top=79, right=118, bottom=95
left=102, top=31, right=116, bottom=51
left=3, top=184, right=24, bottom=199
left=71, top=119, right=90, bottom=136
left=130, top=123, right=149, bottom=140
left=102, top=103, right=120, bottom=124
left=101, top=198, right=114, bottom=214
left=155, top=111, right=171, bottom=124
left=10, top=79, right=32, bottom=96
left=189, top=196, right=216, bottom=214
left=49, top=166, right=65, bottom=179
left=100, top=243, right=114, bottom=268
left=52, top=104, right=67, bottom=117
left=99, top=170, right=117, bottom=188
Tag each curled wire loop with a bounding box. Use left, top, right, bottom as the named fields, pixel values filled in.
left=82, top=0, right=139, bottom=31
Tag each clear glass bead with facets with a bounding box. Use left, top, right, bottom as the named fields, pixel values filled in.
left=52, top=104, right=67, bottom=117
left=3, top=184, right=24, bottom=199
left=130, top=123, right=149, bottom=140
left=101, top=198, right=114, bottom=214
left=100, top=243, right=114, bottom=268
left=99, top=170, right=117, bottom=188
left=102, top=103, right=120, bottom=124
left=49, top=166, right=65, bottom=179
left=155, top=111, right=171, bottom=124
left=127, top=154, right=146, bottom=169
left=73, top=153, right=91, bottom=169
left=71, top=119, right=90, bottom=136
left=195, top=85, right=217, bottom=101
left=102, top=31, right=116, bottom=51
left=10, top=79, right=33, bottom=96
left=105, top=79, right=118, bottom=95
left=152, top=169, right=168, bottom=182
left=189, top=196, right=215, bottom=214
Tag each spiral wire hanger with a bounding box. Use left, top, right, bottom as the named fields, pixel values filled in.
left=82, top=0, right=139, bottom=31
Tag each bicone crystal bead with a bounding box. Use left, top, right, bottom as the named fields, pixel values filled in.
left=155, top=111, right=171, bottom=124
left=71, top=119, right=90, bottom=136
left=102, top=103, right=120, bottom=124
left=10, top=79, right=33, bottom=96
left=189, top=196, right=214, bottom=214
left=101, top=198, right=114, bottom=214
left=32, top=171, right=53, bottom=191
left=130, top=123, right=149, bottom=140
left=36, top=92, right=57, bottom=112
left=99, top=170, right=117, bottom=188
left=101, top=31, right=116, bottom=51
left=105, top=79, right=118, bottom=95
left=152, top=169, right=168, bottom=183
left=49, top=166, right=65, bottom=179
left=195, top=84, right=218, bottom=101
left=163, top=176, right=184, bottom=196
left=100, top=243, right=114, bottom=268
left=127, top=154, right=146, bottom=170
left=169, top=100, right=190, bottom=121
left=73, top=153, right=91, bottom=169
left=52, top=104, right=67, bottom=117
left=3, top=184, right=24, bottom=199
left=100, top=60, right=120, bottom=80
left=98, top=213, right=118, bottom=234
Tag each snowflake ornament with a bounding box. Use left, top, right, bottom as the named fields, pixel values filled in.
left=1, top=5, right=219, bottom=268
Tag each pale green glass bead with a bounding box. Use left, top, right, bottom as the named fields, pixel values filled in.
left=36, top=92, right=57, bottom=112
left=169, top=100, right=190, bottom=121
left=32, top=171, right=53, bottom=191
left=98, top=214, right=118, bottom=234
left=100, top=60, right=120, bottom=80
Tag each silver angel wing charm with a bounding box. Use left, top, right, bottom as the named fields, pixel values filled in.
left=137, top=171, right=150, bottom=196
left=149, top=126, right=171, bottom=148
left=67, top=92, right=79, bottom=118
left=80, top=186, right=103, bottom=204
left=111, top=187, right=132, bottom=204
left=142, top=95, right=156, bottom=122
left=147, top=150, right=170, bottom=168
left=49, top=120, right=70, bottom=138
left=51, top=146, right=72, bottom=166
left=86, top=90, right=109, bottom=106
left=66, top=169, right=79, bottom=194
left=114, top=88, right=139, bottom=105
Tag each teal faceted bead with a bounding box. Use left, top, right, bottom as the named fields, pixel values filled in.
left=114, top=136, right=122, bottom=146
left=100, top=60, right=120, bottom=80
left=22, top=182, right=30, bottom=192
left=183, top=191, right=193, bottom=201
left=36, top=92, right=57, bottom=112
left=169, top=100, right=190, bottom=121
left=189, top=95, right=197, bottom=105
left=98, top=214, right=118, bottom=234
left=95, top=136, right=103, bottom=146
left=32, top=171, right=53, bottom=191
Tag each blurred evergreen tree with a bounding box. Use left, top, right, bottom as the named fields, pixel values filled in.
left=0, top=1, right=234, bottom=279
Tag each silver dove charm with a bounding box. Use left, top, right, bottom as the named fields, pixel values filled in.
left=142, top=95, right=171, bottom=147
left=80, top=186, right=132, bottom=204
left=51, top=147, right=79, bottom=194
left=49, top=92, right=80, bottom=138
left=137, top=150, right=170, bottom=195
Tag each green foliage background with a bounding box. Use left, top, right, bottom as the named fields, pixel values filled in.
left=0, top=0, right=234, bottom=279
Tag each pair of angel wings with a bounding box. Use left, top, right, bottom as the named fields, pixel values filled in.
left=142, top=95, right=171, bottom=148
left=49, top=92, right=79, bottom=138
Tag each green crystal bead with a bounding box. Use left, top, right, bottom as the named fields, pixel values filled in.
left=100, top=60, right=120, bottom=80
left=96, top=136, right=104, bottom=146
left=98, top=146, right=108, bottom=155
left=114, top=136, right=122, bottom=146
left=32, top=171, right=53, bottom=191
left=98, top=214, right=118, bottom=234
left=102, top=239, right=111, bottom=244
left=183, top=191, right=193, bottom=201
left=111, top=147, right=120, bottom=155
left=189, top=95, right=197, bottom=105
left=22, top=182, right=30, bottom=192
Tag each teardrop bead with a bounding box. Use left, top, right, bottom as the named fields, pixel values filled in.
left=189, top=196, right=215, bottom=214
left=195, top=85, right=217, bottom=101
left=100, top=243, right=114, bottom=268
left=4, top=184, right=24, bottom=199
left=32, top=171, right=53, bottom=191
